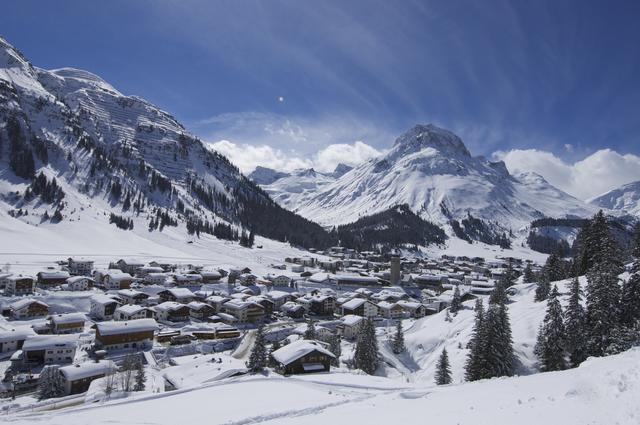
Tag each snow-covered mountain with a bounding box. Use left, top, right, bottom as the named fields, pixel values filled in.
left=589, top=180, right=640, bottom=217
left=264, top=124, right=596, bottom=234
left=0, top=37, right=331, bottom=249
left=249, top=165, right=351, bottom=211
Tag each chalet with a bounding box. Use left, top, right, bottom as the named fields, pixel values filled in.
left=136, top=266, right=164, bottom=278
left=187, top=302, right=216, bottom=320
left=64, top=276, right=94, bottom=291
left=114, top=304, right=154, bottom=321
left=340, top=298, right=378, bottom=318
left=102, top=272, right=132, bottom=290
left=59, top=361, right=114, bottom=395
left=238, top=273, right=257, bottom=285
left=4, top=275, right=35, bottom=296
left=414, top=274, right=449, bottom=290
left=146, top=272, right=168, bottom=285
left=335, top=275, right=380, bottom=287
left=10, top=299, right=49, bottom=319
left=0, top=328, right=36, bottom=354
left=20, top=334, right=78, bottom=366
left=336, top=314, right=364, bottom=339
left=67, top=257, right=94, bottom=276
left=267, top=290, right=292, bottom=308
left=48, top=313, right=86, bottom=334
left=396, top=300, right=427, bottom=318
left=265, top=274, right=291, bottom=287
left=205, top=295, right=230, bottom=313
left=37, top=270, right=70, bottom=287
left=308, top=295, right=336, bottom=316
left=148, top=261, right=174, bottom=272
left=172, top=273, right=203, bottom=286
left=158, top=287, right=195, bottom=303
left=117, top=289, right=149, bottom=305
left=376, top=301, right=405, bottom=319
left=200, top=269, right=222, bottom=283
left=223, top=299, right=265, bottom=323
left=116, top=258, right=145, bottom=275
left=154, top=302, right=190, bottom=322
left=90, top=294, right=121, bottom=320
left=94, top=318, right=158, bottom=350
left=271, top=340, right=334, bottom=375
left=248, top=296, right=275, bottom=315
left=281, top=301, right=305, bottom=319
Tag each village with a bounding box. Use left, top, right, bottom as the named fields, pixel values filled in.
left=0, top=246, right=538, bottom=406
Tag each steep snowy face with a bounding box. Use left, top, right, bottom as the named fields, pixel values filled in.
left=589, top=180, right=640, bottom=216
left=289, top=124, right=595, bottom=230
left=258, top=168, right=338, bottom=211
left=248, top=166, right=290, bottom=185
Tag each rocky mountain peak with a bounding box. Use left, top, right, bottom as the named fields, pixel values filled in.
left=391, top=124, right=471, bottom=158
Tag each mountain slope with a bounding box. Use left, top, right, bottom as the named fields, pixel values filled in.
left=0, top=37, right=333, bottom=249
left=589, top=180, right=640, bottom=217
left=289, top=125, right=596, bottom=233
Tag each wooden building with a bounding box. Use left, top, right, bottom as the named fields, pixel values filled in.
left=271, top=340, right=335, bottom=375
left=94, top=318, right=158, bottom=351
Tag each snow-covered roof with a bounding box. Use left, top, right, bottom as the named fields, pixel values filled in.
left=22, top=334, right=78, bottom=351
left=163, top=287, right=195, bottom=298
left=49, top=313, right=86, bottom=325
left=107, top=273, right=133, bottom=282
left=0, top=328, right=36, bottom=343
left=66, top=276, right=94, bottom=284
left=37, top=270, right=70, bottom=279
left=10, top=299, right=48, bottom=311
left=117, top=289, right=147, bottom=298
left=341, top=298, right=367, bottom=310
left=341, top=314, right=364, bottom=326
left=271, top=340, right=334, bottom=366
left=115, top=304, right=147, bottom=315
left=95, top=318, right=158, bottom=336
left=267, top=290, right=292, bottom=300
left=187, top=301, right=212, bottom=311
left=376, top=301, right=398, bottom=310
left=91, top=294, right=120, bottom=305
left=335, top=275, right=379, bottom=283
left=59, top=361, right=114, bottom=381
left=155, top=301, right=189, bottom=312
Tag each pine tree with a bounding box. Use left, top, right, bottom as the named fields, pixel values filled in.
left=392, top=320, right=405, bottom=354
left=585, top=213, right=622, bottom=357
left=269, top=339, right=282, bottom=367
left=450, top=285, right=462, bottom=314
left=246, top=325, right=267, bottom=373
left=534, top=271, right=551, bottom=302
left=534, top=285, right=567, bottom=371
left=434, top=348, right=452, bottom=385
left=489, top=278, right=508, bottom=306
left=465, top=298, right=487, bottom=381
left=354, top=318, right=379, bottom=375
left=329, top=334, right=341, bottom=367
left=303, top=318, right=317, bottom=340
left=483, top=298, right=515, bottom=378
left=564, top=277, right=587, bottom=367
left=523, top=263, right=535, bottom=283
left=37, top=365, right=66, bottom=400
left=133, top=359, right=146, bottom=391
left=620, top=225, right=640, bottom=326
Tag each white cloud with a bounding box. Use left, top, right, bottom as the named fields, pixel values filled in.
left=494, top=148, right=640, bottom=200
left=208, top=139, right=383, bottom=174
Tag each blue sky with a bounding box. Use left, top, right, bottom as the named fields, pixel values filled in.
left=2, top=1, right=640, bottom=197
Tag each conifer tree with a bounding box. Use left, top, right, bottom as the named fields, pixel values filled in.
left=564, top=277, right=587, bottom=367
left=450, top=285, right=462, bottom=314
left=329, top=334, right=342, bottom=367
left=483, top=299, right=515, bottom=378
left=268, top=339, right=281, bottom=367
left=465, top=298, right=486, bottom=381
left=303, top=318, right=317, bottom=340
left=246, top=325, right=267, bottom=373
left=523, top=263, right=535, bottom=283
left=37, top=365, right=65, bottom=400
left=620, top=225, right=640, bottom=326
left=133, top=359, right=146, bottom=391
left=435, top=348, right=452, bottom=385
left=534, top=271, right=551, bottom=302
left=392, top=320, right=405, bottom=354
left=354, top=318, right=379, bottom=375
left=534, top=285, right=567, bottom=371
left=489, top=278, right=508, bottom=306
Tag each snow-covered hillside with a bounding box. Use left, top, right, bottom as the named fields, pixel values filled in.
left=589, top=180, right=640, bottom=217
left=261, top=125, right=597, bottom=235
left=0, top=37, right=333, bottom=252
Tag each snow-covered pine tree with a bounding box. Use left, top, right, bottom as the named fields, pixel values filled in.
left=523, top=262, right=535, bottom=283
left=268, top=339, right=281, bottom=367
left=564, top=276, right=587, bottom=367
left=465, top=298, right=487, bottom=381
left=620, top=225, right=640, bottom=326
left=37, top=365, right=65, bottom=400
left=484, top=280, right=515, bottom=378
left=133, top=359, right=146, bottom=391
left=303, top=318, right=317, bottom=340
left=534, top=271, right=551, bottom=302
left=435, top=348, right=452, bottom=385
left=450, top=285, right=462, bottom=314
left=354, top=318, right=379, bottom=375
left=246, top=325, right=267, bottom=373
left=585, top=212, right=622, bottom=357
left=392, top=320, right=405, bottom=354
left=534, top=285, right=567, bottom=371
left=329, top=334, right=341, bottom=367
left=489, top=278, right=508, bottom=306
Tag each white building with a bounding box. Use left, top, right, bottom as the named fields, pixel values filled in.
left=21, top=334, right=78, bottom=365
left=114, top=304, right=153, bottom=321
left=90, top=294, right=121, bottom=320
left=9, top=299, right=49, bottom=319
left=0, top=328, right=36, bottom=354
left=49, top=313, right=86, bottom=334
left=64, top=276, right=94, bottom=291
left=67, top=257, right=94, bottom=276
left=336, top=315, right=364, bottom=339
